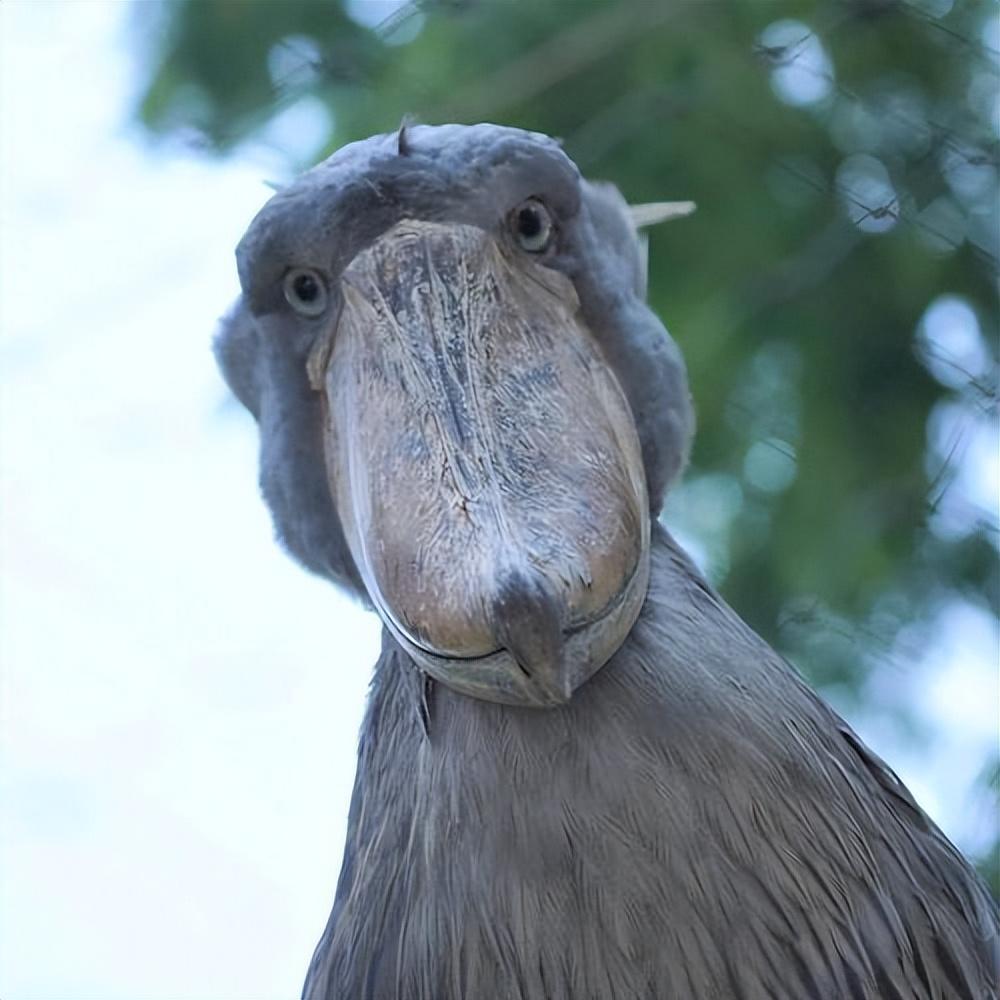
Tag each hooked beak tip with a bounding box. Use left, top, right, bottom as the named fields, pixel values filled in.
left=509, top=646, right=575, bottom=705
left=492, top=567, right=574, bottom=705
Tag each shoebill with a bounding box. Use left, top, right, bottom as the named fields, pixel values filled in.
left=216, top=123, right=998, bottom=1000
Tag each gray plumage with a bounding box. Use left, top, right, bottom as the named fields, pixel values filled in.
left=217, top=123, right=999, bottom=1000
left=303, top=531, right=998, bottom=999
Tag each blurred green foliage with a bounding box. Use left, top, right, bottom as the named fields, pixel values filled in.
left=133, top=0, right=999, bottom=882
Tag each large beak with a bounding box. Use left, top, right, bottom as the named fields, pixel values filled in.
left=309, top=221, right=649, bottom=707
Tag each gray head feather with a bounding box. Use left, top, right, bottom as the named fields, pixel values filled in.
left=217, top=124, right=693, bottom=596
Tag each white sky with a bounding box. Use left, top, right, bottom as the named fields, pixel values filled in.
left=0, top=4, right=996, bottom=999
left=1, top=4, right=379, bottom=997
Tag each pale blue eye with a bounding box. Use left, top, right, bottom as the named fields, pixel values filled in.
left=283, top=267, right=328, bottom=316
left=511, top=199, right=553, bottom=253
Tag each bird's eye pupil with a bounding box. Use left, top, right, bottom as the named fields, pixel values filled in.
left=510, top=198, right=553, bottom=253
left=517, top=207, right=542, bottom=238
left=294, top=274, right=319, bottom=302
left=283, top=267, right=328, bottom=316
